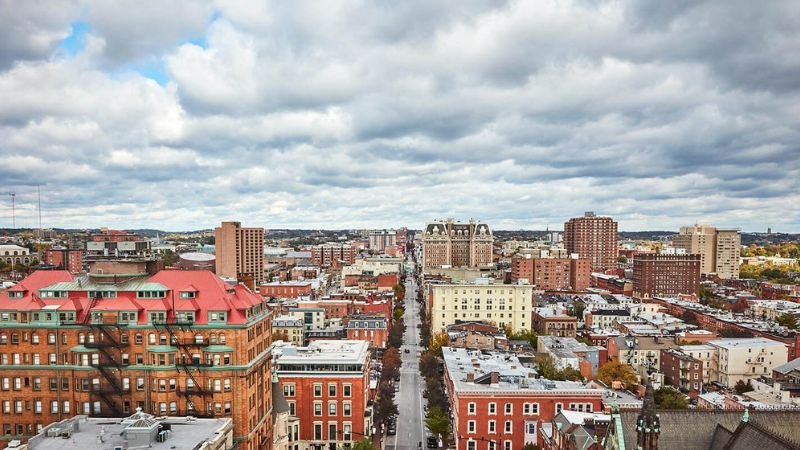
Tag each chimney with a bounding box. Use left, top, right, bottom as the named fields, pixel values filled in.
left=466, top=373, right=475, bottom=382
left=490, top=372, right=499, bottom=385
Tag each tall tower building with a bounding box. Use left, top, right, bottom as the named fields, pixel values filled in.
left=421, top=219, right=493, bottom=268
left=215, top=221, right=264, bottom=288
left=672, top=224, right=740, bottom=279
left=563, top=212, right=618, bottom=272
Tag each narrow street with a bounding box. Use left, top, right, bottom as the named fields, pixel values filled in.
left=387, top=259, right=426, bottom=450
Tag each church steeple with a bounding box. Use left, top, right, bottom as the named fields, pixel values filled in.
left=636, top=379, right=660, bottom=449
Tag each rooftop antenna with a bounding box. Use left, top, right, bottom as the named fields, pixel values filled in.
left=37, top=185, right=42, bottom=240
left=8, top=193, right=15, bottom=229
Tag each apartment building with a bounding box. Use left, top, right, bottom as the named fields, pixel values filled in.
left=532, top=307, right=578, bottom=338
left=563, top=213, right=618, bottom=272
left=367, top=230, right=396, bottom=252
left=680, top=344, right=718, bottom=385
left=421, top=219, right=493, bottom=269
left=428, top=281, right=533, bottom=334
left=510, top=256, right=590, bottom=291
left=631, top=254, right=701, bottom=298
left=660, top=348, right=704, bottom=393
left=0, top=267, right=274, bottom=450
left=709, top=338, right=788, bottom=387
left=672, top=225, right=741, bottom=279
left=344, top=314, right=388, bottom=350
left=215, top=221, right=265, bottom=289
left=273, top=341, right=373, bottom=450
left=442, top=347, right=603, bottom=450
left=310, top=244, right=357, bottom=267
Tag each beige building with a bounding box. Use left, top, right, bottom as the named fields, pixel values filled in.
left=709, top=338, right=788, bottom=387
left=422, top=218, right=493, bottom=268
left=428, top=280, right=533, bottom=333
left=215, top=221, right=265, bottom=288
left=273, top=315, right=306, bottom=345
left=680, top=344, right=718, bottom=385
left=672, top=224, right=741, bottom=279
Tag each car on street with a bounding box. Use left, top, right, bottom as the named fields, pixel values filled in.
left=427, top=436, right=438, bottom=448
left=404, top=348, right=410, bottom=353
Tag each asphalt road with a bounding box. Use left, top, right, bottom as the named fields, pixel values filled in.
left=387, top=260, right=427, bottom=450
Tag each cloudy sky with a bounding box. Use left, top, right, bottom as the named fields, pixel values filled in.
left=1, top=1, right=799, bottom=232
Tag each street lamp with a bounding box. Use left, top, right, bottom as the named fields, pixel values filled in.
left=458, top=435, right=496, bottom=450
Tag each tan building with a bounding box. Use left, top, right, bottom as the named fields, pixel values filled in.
left=215, top=221, right=264, bottom=288
left=272, top=315, right=306, bottom=345
left=672, top=224, right=741, bottom=279
left=428, top=281, right=532, bottom=333
left=709, top=338, right=788, bottom=387
left=421, top=219, right=493, bottom=268
left=563, top=212, right=618, bottom=271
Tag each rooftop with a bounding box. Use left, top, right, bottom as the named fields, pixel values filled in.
left=274, top=340, right=370, bottom=367
left=709, top=337, right=788, bottom=350
left=442, top=347, right=598, bottom=395
left=27, top=412, right=230, bottom=450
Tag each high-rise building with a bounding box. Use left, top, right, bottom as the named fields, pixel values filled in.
left=0, top=265, right=274, bottom=450
left=632, top=253, right=701, bottom=298
left=215, top=221, right=264, bottom=289
left=672, top=224, right=741, bottom=279
left=310, top=243, right=357, bottom=267
left=367, top=230, right=397, bottom=252
left=563, top=212, right=618, bottom=272
left=421, top=219, right=493, bottom=268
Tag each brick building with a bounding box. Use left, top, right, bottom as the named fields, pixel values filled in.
left=421, top=219, right=493, bottom=269
left=344, top=314, right=388, bottom=350
left=510, top=256, right=590, bottom=291
left=533, top=307, right=578, bottom=338
left=563, top=213, right=618, bottom=272
left=259, top=281, right=313, bottom=299
left=443, top=347, right=603, bottom=450
left=214, top=221, right=264, bottom=289
left=0, top=267, right=274, bottom=450
left=660, top=348, right=704, bottom=393
left=43, top=247, right=83, bottom=274
left=631, top=254, right=701, bottom=299
left=273, top=341, right=374, bottom=450
left=310, top=244, right=357, bottom=267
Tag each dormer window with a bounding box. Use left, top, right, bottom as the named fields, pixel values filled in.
left=209, top=312, right=227, bottom=322
left=180, top=291, right=196, bottom=299
left=8, top=292, right=23, bottom=299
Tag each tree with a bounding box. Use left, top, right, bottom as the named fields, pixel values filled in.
left=698, top=286, right=714, bottom=304
left=393, top=307, right=405, bottom=321
left=776, top=313, right=798, bottom=330
left=617, top=255, right=628, bottom=263
left=161, top=249, right=179, bottom=266
left=381, top=348, right=402, bottom=381
left=352, top=438, right=377, bottom=450
left=374, top=393, right=398, bottom=425
left=596, top=361, right=637, bottom=388
left=681, top=310, right=698, bottom=325
left=536, top=355, right=583, bottom=382
left=424, top=407, right=450, bottom=442
left=393, top=283, right=406, bottom=300
left=424, top=377, right=448, bottom=412
left=506, top=327, right=538, bottom=348
left=419, top=351, right=440, bottom=379
left=734, top=379, right=754, bottom=394
left=388, top=319, right=405, bottom=349
left=428, top=331, right=449, bottom=357
left=654, top=387, right=688, bottom=409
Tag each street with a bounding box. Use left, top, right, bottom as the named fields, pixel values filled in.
left=387, top=260, right=426, bottom=450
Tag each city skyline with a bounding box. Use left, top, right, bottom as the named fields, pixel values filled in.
left=2, top=1, right=799, bottom=232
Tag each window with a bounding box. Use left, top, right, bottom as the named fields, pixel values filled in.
left=328, top=423, right=337, bottom=441
left=468, top=421, right=476, bottom=433
left=504, top=441, right=511, bottom=450
left=51, top=400, right=59, bottom=413
left=489, top=402, right=496, bottom=415
left=314, top=424, right=323, bottom=440
left=489, top=420, right=496, bottom=433
left=468, top=402, right=476, bottom=415
left=343, top=384, right=351, bottom=397
left=504, top=421, right=512, bottom=433
left=314, top=384, right=322, bottom=397
left=467, top=441, right=476, bottom=450
left=343, top=402, right=351, bottom=417
left=328, top=384, right=337, bottom=397
left=328, top=401, right=337, bottom=416
left=505, top=403, right=512, bottom=414
left=556, top=403, right=563, bottom=413
left=314, top=402, right=322, bottom=416
left=284, top=384, right=295, bottom=397
left=31, top=333, right=39, bottom=344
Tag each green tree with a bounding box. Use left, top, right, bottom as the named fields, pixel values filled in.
left=424, top=377, right=448, bottom=412
left=393, top=307, right=405, bottom=321
left=734, top=379, right=754, bottom=394
left=161, top=249, right=179, bottom=266
left=654, top=387, right=688, bottom=409
left=506, top=327, right=538, bottom=348
left=393, top=283, right=406, bottom=300
left=698, top=286, right=714, bottom=304
left=424, top=407, right=450, bottom=442
left=419, top=351, right=440, bottom=379
left=776, top=313, right=798, bottom=330
left=351, top=438, right=376, bottom=450
left=596, top=361, right=637, bottom=388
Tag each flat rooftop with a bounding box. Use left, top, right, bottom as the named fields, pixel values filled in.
left=274, top=340, right=369, bottom=366
left=442, top=347, right=598, bottom=395
left=709, top=337, right=788, bottom=350
left=28, top=414, right=230, bottom=450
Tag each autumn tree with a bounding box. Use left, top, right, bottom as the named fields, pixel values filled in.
left=419, top=351, right=440, bottom=379
left=381, top=348, right=402, bottom=381
left=428, top=331, right=450, bottom=357
left=596, top=361, right=637, bottom=388
left=734, top=379, right=754, bottom=394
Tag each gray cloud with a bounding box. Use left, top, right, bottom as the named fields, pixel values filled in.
left=0, top=0, right=799, bottom=232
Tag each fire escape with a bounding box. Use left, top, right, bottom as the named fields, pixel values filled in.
left=153, top=318, right=213, bottom=417
left=85, top=310, right=130, bottom=417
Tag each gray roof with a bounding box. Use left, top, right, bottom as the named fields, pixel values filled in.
left=272, top=382, right=290, bottom=415
left=772, top=357, right=800, bottom=375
